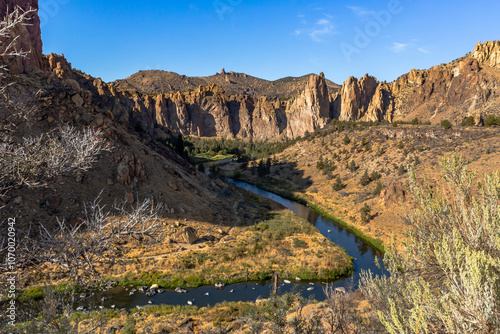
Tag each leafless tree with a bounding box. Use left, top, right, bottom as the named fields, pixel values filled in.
left=32, top=194, right=164, bottom=284
left=0, top=125, right=111, bottom=195
left=0, top=6, right=34, bottom=76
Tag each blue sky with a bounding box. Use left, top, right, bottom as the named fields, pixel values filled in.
left=40, top=0, right=500, bottom=84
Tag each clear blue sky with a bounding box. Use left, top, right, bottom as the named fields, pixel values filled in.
left=40, top=0, right=500, bottom=84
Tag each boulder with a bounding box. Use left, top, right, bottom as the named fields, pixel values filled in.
left=71, top=94, right=84, bottom=107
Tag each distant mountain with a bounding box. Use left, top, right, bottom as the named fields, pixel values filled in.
left=111, top=69, right=341, bottom=98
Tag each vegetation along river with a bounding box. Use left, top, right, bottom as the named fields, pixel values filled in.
left=77, top=180, right=387, bottom=310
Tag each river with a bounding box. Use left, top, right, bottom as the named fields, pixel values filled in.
left=76, top=180, right=387, bottom=310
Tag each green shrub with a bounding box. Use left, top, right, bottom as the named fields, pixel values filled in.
left=361, top=155, right=500, bottom=333
left=360, top=170, right=371, bottom=186
left=411, top=117, right=419, bottom=125
left=460, top=116, right=476, bottom=126
left=343, top=135, right=351, bottom=145
left=360, top=204, right=371, bottom=223
left=485, top=115, right=499, bottom=126
left=440, top=119, right=452, bottom=129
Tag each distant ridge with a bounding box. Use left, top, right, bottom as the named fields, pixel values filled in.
left=111, top=69, right=340, bottom=98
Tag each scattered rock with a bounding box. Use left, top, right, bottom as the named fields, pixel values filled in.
left=13, top=196, right=23, bottom=205
left=173, top=226, right=198, bottom=244
left=76, top=171, right=84, bottom=183
left=45, top=195, right=61, bottom=209
left=71, top=94, right=84, bottom=107
left=168, top=181, right=179, bottom=191
left=64, top=78, right=80, bottom=91
left=175, top=287, right=187, bottom=293
left=125, top=192, right=134, bottom=204
left=335, top=287, right=346, bottom=294
left=150, top=284, right=159, bottom=290
left=1, top=196, right=11, bottom=204
left=47, top=115, right=55, bottom=123
left=256, top=296, right=267, bottom=303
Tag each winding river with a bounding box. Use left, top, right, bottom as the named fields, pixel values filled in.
left=77, top=180, right=387, bottom=310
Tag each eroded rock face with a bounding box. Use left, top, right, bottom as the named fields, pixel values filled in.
left=0, top=0, right=44, bottom=73
left=285, top=73, right=330, bottom=138
left=88, top=72, right=330, bottom=140
left=379, top=181, right=406, bottom=208
left=473, top=40, right=500, bottom=68
left=332, top=41, right=500, bottom=125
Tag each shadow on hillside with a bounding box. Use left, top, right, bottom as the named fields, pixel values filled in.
left=237, top=161, right=313, bottom=196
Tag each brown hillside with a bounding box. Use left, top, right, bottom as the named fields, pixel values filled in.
left=112, top=69, right=340, bottom=98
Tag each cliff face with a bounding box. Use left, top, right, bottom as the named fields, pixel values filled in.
left=92, top=73, right=330, bottom=140
left=9, top=0, right=500, bottom=140
left=334, top=41, right=500, bottom=125
left=0, top=0, right=44, bottom=73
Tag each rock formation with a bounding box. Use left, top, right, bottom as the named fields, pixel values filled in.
left=6, top=0, right=500, bottom=140
left=0, top=0, right=44, bottom=73
left=332, top=41, right=500, bottom=125
left=473, top=40, right=500, bottom=68
left=285, top=72, right=330, bottom=138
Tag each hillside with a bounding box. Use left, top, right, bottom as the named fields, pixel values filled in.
left=218, top=122, right=500, bottom=248
left=112, top=69, right=341, bottom=98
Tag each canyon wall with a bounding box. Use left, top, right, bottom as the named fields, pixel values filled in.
left=7, top=0, right=500, bottom=141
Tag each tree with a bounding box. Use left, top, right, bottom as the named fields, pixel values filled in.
left=332, top=176, right=346, bottom=191
left=360, top=204, right=371, bottom=223
left=411, top=117, right=419, bottom=125
left=361, top=155, right=500, bottom=333
left=343, top=135, right=351, bottom=145
left=360, top=170, right=371, bottom=186
left=257, top=159, right=266, bottom=177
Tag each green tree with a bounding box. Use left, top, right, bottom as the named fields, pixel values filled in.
left=411, top=117, right=420, bottom=125
left=332, top=176, right=346, bottom=191
left=360, top=170, right=371, bottom=186
left=361, top=155, right=500, bottom=333
left=372, top=181, right=384, bottom=196
left=343, top=135, right=351, bottom=145
left=360, top=204, right=371, bottom=223
left=257, top=159, right=267, bottom=177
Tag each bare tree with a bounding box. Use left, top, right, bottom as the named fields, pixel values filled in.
left=0, top=6, right=34, bottom=76
left=0, top=125, right=111, bottom=194
left=31, top=194, right=164, bottom=284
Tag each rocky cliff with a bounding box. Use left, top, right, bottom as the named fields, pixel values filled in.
left=0, top=0, right=44, bottom=73
left=7, top=0, right=500, bottom=140
left=333, top=41, right=500, bottom=125
left=97, top=71, right=331, bottom=140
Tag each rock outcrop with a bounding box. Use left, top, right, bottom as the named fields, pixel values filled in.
left=0, top=0, right=44, bottom=73
left=473, top=40, right=500, bottom=68
left=285, top=72, right=330, bottom=138
left=332, top=41, right=500, bottom=125
left=87, top=70, right=331, bottom=140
